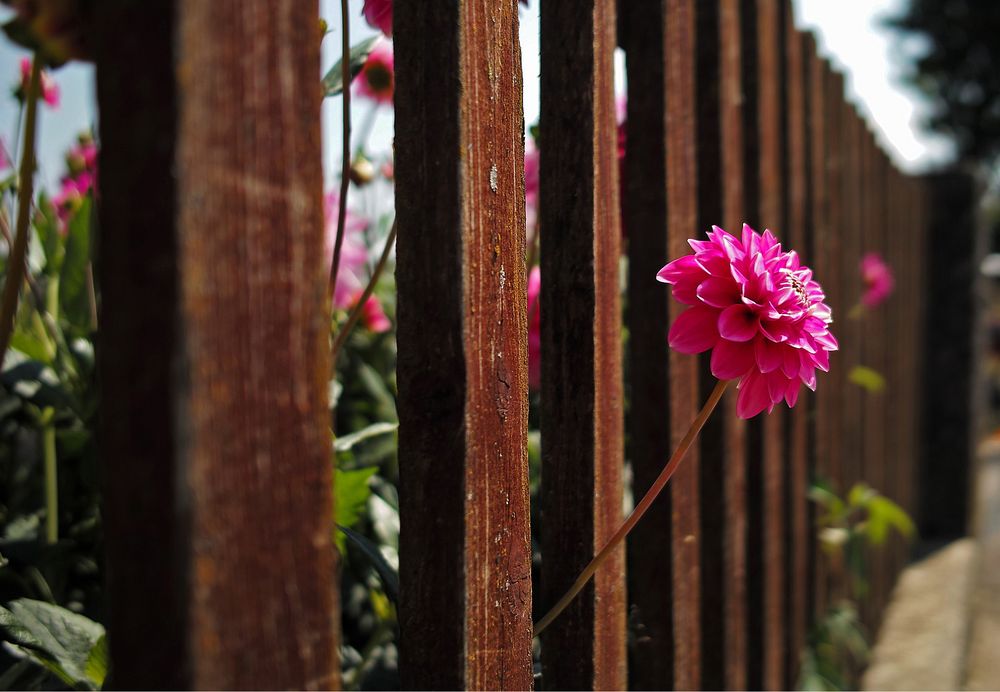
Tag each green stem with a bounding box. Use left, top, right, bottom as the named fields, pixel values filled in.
left=532, top=378, right=730, bottom=638
left=41, top=407, right=57, bottom=544
left=331, top=219, right=397, bottom=368
left=0, top=56, right=42, bottom=366
left=328, top=0, right=353, bottom=304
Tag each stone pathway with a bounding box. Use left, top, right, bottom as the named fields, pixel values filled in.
left=863, top=440, right=1000, bottom=691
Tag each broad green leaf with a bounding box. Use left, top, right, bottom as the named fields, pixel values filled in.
left=59, top=198, right=93, bottom=333
left=322, top=36, right=379, bottom=97
left=847, top=483, right=875, bottom=510
left=33, top=193, right=62, bottom=273
left=848, top=365, right=886, bottom=393
left=0, top=598, right=106, bottom=690
left=334, top=422, right=398, bottom=453
left=333, top=467, right=377, bottom=553
left=337, top=524, right=399, bottom=604
left=10, top=325, right=52, bottom=364
left=865, top=495, right=915, bottom=545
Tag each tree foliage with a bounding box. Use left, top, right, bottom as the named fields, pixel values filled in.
left=887, top=0, right=1000, bottom=165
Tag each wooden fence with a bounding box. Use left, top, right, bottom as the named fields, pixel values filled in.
left=94, top=0, right=930, bottom=689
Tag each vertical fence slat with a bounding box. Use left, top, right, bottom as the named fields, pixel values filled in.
left=97, top=2, right=336, bottom=688
left=622, top=0, right=673, bottom=683
left=755, top=1, right=789, bottom=687
left=665, top=0, right=704, bottom=687
left=719, top=0, right=749, bottom=687
left=395, top=2, right=533, bottom=688
left=784, top=10, right=812, bottom=683
left=540, top=0, right=627, bottom=688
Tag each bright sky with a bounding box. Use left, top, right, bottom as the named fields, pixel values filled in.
left=0, top=0, right=953, bottom=195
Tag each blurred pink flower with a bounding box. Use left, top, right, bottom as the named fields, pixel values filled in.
left=355, top=41, right=394, bottom=106
left=362, top=0, right=392, bottom=36
left=524, top=140, right=539, bottom=232
left=527, top=266, right=541, bottom=390
left=18, top=57, right=59, bottom=107
left=358, top=293, right=391, bottom=333
left=0, top=144, right=9, bottom=171
left=860, top=252, right=894, bottom=308
left=657, top=224, right=838, bottom=419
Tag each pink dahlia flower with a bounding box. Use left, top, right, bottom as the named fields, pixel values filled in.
left=324, top=191, right=371, bottom=307
left=362, top=0, right=392, bottom=36
left=527, top=266, right=541, bottom=390
left=657, top=224, right=838, bottom=419
left=18, top=57, right=59, bottom=107
left=860, top=252, right=894, bottom=308
left=355, top=41, right=394, bottom=106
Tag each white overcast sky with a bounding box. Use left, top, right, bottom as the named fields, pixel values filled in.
left=0, top=0, right=954, bottom=193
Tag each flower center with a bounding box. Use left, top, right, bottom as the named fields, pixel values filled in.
left=785, top=272, right=810, bottom=307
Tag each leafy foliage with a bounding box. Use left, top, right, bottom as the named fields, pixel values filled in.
left=886, top=0, right=1000, bottom=164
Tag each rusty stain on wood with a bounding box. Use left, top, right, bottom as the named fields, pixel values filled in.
left=539, top=0, right=626, bottom=688
left=395, top=1, right=533, bottom=688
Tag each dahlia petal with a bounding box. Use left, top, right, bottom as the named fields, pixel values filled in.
left=718, top=304, right=759, bottom=342
left=669, top=306, right=720, bottom=354
left=671, top=279, right=700, bottom=305
left=814, top=330, right=839, bottom=350
left=785, top=379, right=801, bottom=408
left=766, top=370, right=789, bottom=404
left=755, top=338, right=784, bottom=373
left=810, top=347, right=831, bottom=372
left=657, top=255, right=701, bottom=284
left=697, top=277, right=740, bottom=308
left=782, top=347, right=800, bottom=378
left=736, top=371, right=772, bottom=419
left=711, top=338, right=755, bottom=379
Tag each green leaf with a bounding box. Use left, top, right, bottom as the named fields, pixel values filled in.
left=0, top=599, right=106, bottom=690
left=59, top=198, right=93, bottom=333
left=848, top=365, right=886, bottom=393
left=333, top=467, right=377, bottom=553
left=322, top=36, right=379, bottom=97
left=865, top=495, right=915, bottom=545
left=33, top=193, right=62, bottom=273
left=334, top=422, right=398, bottom=453
left=847, top=483, right=875, bottom=510
left=337, top=524, right=399, bottom=604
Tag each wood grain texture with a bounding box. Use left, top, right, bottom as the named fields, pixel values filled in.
left=98, top=2, right=336, bottom=688
left=755, top=1, right=788, bottom=687
left=539, top=0, right=626, bottom=688
left=665, top=1, right=702, bottom=687
left=719, top=0, right=749, bottom=687
left=395, top=1, right=533, bottom=688
left=784, top=11, right=812, bottom=683
left=621, top=1, right=674, bottom=686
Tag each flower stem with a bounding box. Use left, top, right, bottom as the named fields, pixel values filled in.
left=41, top=407, right=57, bottom=544
left=532, top=377, right=730, bottom=638
left=328, top=0, right=353, bottom=304
left=0, top=56, right=41, bottom=366
left=331, top=219, right=397, bottom=367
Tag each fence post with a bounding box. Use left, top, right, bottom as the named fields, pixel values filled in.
left=784, top=13, right=812, bottom=683
left=539, top=0, right=626, bottom=688
left=95, top=1, right=336, bottom=687
left=394, top=2, right=534, bottom=688
left=718, top=1, right=749, bottom=686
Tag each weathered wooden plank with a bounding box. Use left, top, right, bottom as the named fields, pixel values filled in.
left=755, top=1, right=789, bottom=687
left=665, top=0, right=704, bottom=687
left=806, top=37, right=832, bottom=621
left=97, top=1, right=337, bottom=688
left=621, top=0, right=674, bottom=685
left=539, top=0, right=626, bottom=688
left=784, top=12, right=812, bottom=683
left=719, top=0, right=749, bottom=687
left=395, top=1, right=533, bottom=688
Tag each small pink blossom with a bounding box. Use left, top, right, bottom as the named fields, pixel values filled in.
left=358, top=293, right=391, bottom=333
left=524, top=140, right=540, bottom=232
left=860, top=252, right=894, bottom=308
left=527, top=266, right=541, bottom=390
left=355, top=41, right=394, bottom=106
left=0, top=144, right=9, bottom=171
left=657, top=224, right=838, bottom=419
left=362, top=0, right=392, bottom=36
left=18, top=57, right=59, bottom=107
